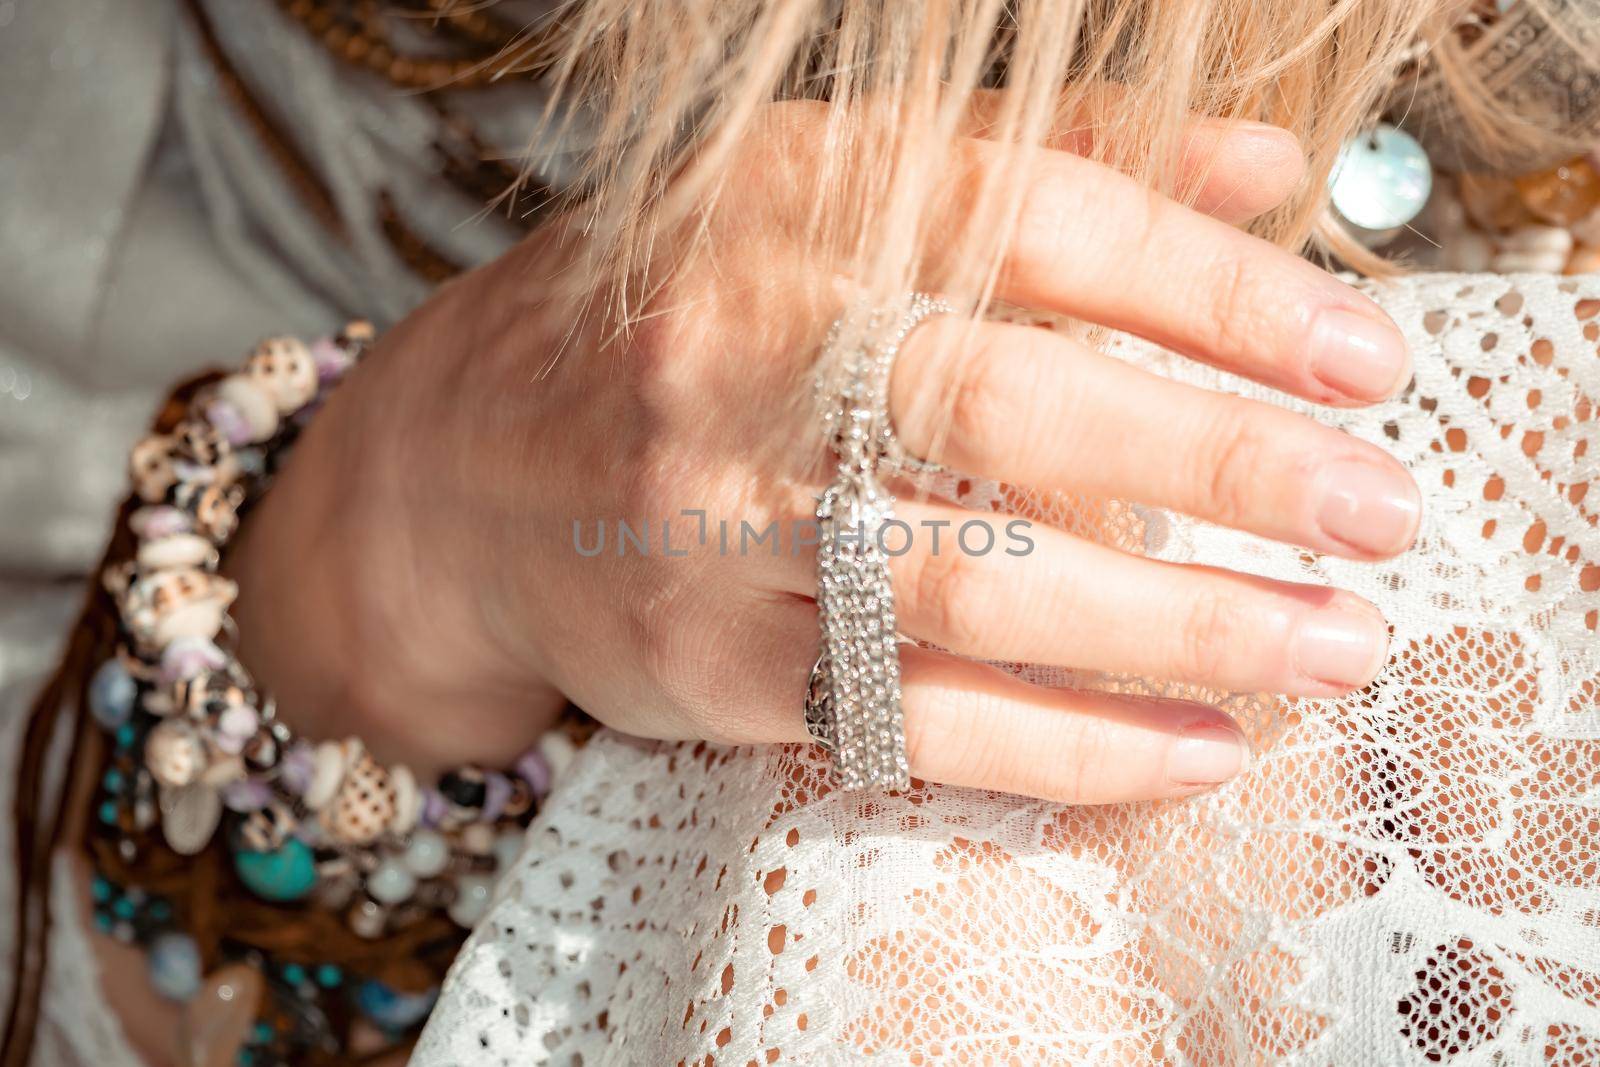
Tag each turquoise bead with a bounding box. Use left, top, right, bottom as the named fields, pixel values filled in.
left=89, top=659, right=137, bottom=730
left=315, top=963, right=343, bottom=988
left=148, top=932, right=202, bottom=1001
left=90, top=876, right=113, bottom=904
left=114, top=724, right=137, bottom=751
left=1329, top=123, right=1432, bottom=232
left=102, top=768, right=125, bottom=793
left=113, top=896, right=136, bottom=920
left=97, top=800, right=119, bottom=826
left=233, top=838, right=318, bottom=902
left=355, top=980, right=438, bottom=1030
left=252, top=1021, right=274, bottom=1043
left=282, top=963, right=307, bottom=986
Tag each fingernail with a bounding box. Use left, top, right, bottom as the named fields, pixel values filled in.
left=1309, top=308, right=1410, bottom=401
left=1293, top=606, right=1389, bottom=688
left=1167, top=724, right=1249, bottom=787
left=1314, top=459, right=1421, bottom=556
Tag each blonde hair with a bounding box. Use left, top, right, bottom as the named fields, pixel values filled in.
left=501, top=0, right=1474, bottom=323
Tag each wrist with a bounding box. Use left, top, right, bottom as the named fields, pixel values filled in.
left=224, top=353, right=565, bottom=778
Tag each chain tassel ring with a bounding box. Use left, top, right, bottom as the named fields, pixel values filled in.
left=808, top=293, right=953, bottom=791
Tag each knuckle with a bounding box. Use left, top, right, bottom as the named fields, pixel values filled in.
left=947, top=343, right=1019, bottom=458
left=1202, top=253, right=1272, bottom=359
left=1191, top=402, right=1270, bottom=528
left=905, top=548, right=989, bottom=652
left=1009, top=163, right=1092, bottom=281
left=1173, top=586, right=1251, bottom=683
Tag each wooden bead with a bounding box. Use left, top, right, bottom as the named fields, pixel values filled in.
left=136, top=533, right=216, bottom=572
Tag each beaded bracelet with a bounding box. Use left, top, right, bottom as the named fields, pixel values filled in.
left=86, top=322, right=572, bottom=1063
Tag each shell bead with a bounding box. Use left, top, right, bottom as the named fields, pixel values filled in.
left=159, top=782, right=223, bottom=856
left=130, top=505, right=192, bottom=540
left=304, top=740, right=352, bottom=810
left=215, top=374, right=280, bottom=443
left=234, top=838, right=318, bottom=902
left=89, top=659, right=137, bottom=730
left=322, top=748, right=398, bottom=845
left=390, top=764, right=421, bottom=835
left=1493, top=225, right=1575, bottom=272
left=538, top=731, right=577, bottom=778
left=136, top=533, right=215, bottom=572
left=1329, top=124, right=1433, bottom=232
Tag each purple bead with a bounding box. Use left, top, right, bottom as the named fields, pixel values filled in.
left=279, top=741, right=316, bottom=796
left=158, top=639, right=227, bottom=684
left=481, top=772, right=511, bottom=823
left=420, top=788, right=448, bottom=829
left=213, top=704, right=260, bottom=754
left=310, top=337, right=352, bottom=383
left=222, top=779, right=274, bottom=813
left=514, top=749, right=552, bottom=800
left=203, top=398, right=255, bottom=447
left=130, top=506, right=191, bottom=540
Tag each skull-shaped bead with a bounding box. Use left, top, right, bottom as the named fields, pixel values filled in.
left=245, top=337, right=318, bottom=414
left=130, top=434, right=179, bottom=503
left=145, top=719, right=209, bottom=789
left=120, top=568, right=238, bottom=653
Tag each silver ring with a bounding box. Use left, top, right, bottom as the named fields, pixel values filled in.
left=810, top=293, right=952, bottom=791
left=803, top=654, right=834, bottom=753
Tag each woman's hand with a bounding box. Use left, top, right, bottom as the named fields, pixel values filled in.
left=227, top=102, right=1416, bottom=802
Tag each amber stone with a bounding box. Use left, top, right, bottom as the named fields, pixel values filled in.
left=1458, top=173, right=1535, bottom=232
left=1565, top=244, right=1600, bottom=276
left=1515, top=157, right=1600, bottom=227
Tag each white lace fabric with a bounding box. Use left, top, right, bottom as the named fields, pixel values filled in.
left=413, top=272, right=1600, bottom=1066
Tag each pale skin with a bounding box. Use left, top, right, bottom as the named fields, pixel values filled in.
left=220, top=102, right=1418, bottom=802
left=88, top=102, right=1425, bottom=1065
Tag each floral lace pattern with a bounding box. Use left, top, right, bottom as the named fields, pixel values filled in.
left=414, top=273, right=1600, bottom=1066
